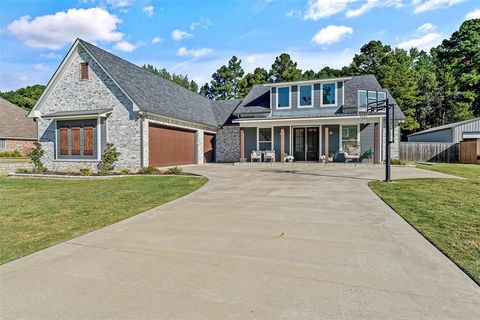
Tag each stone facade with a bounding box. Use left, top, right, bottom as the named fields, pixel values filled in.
left=215, top=126, right=240, bottom=162
left=382, top=121, right=401, bottom=160
left=3, top=139, right=36, bottom=156
left=37, top=47, right=142, bottom=171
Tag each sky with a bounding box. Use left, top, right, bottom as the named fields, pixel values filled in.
left=0, top=0, right=479, bottom=91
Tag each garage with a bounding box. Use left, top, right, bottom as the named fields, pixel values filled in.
left=203, top=133, right=215, bottom=163
left=149, top=124, right=195, bottom=167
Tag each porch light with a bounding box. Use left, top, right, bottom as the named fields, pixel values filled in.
left=328, top=129, right=333, bottom=135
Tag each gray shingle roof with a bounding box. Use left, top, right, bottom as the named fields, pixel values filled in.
left=211, top=99, right=242, bottom=125
left=408, top=117, right=480, bottom=136
left=233, top=85, right=270, bottom=115
left=0, top=97, right=37, bottom=139
left=78, top=39, right=219, bottom=128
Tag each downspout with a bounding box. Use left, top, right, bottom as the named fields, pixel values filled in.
left=139, top=111, right=144, bottom=167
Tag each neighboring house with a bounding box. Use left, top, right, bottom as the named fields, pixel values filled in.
left=0, top=97, right=37, bottom=155
left=29, top=39, right=404, bottom=170
left=408, top=118, right=480, bottom=143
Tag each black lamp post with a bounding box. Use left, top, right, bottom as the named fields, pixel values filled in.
left=365, top=95, right=395, bottom=182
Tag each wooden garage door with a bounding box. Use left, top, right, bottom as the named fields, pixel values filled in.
left=149, top=125, right=195, bottom=167
left=204, top=133, right=215, bottom=163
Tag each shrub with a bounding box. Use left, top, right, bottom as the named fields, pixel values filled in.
left=0, top=150, right=22, bottom=157
left=79, top=168, right=92, bottom=176
left=29, top=142, right=45, bottom=171
left=16, top=168, right=30, bottom=174
left=98, top=143, right=120, bottom=175
left=120, top=168, right=131, bottom=175
left=166, top=166, right=183, bottom=175
left=137, top=166, right=161, bottom=175
left=391, top=158, right=406, bottom=165
left=363, top=149, right=373, bottom=159
left=33, top=166, right=47, bottom=173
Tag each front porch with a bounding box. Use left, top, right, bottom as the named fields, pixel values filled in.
left=237, top=119, right=384, bottom=164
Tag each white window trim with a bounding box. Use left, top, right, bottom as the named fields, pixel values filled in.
left=358, top=90, right=367, bottom=112
left=321, top=82, right=337, bottom=107
left=276, top=86, right=291, bottom=110
left=297, top=84, right=313, bottom=109
left=339, top=123, right=360, bottom=152
left=257, top=127, right=274, bottom=151
left=0, top=138, right=5, bottom=150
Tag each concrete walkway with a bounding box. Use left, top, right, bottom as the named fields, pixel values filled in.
left=1, top=164, right=479, bottom=319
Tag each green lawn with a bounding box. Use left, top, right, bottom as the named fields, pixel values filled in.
left=369, top=163, right=480, bottom=284
left=0, top=176, right=207, bottom=264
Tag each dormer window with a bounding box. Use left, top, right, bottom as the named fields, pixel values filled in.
left=277, top=87, right=290, bottom=109
left=80, top=62, right=89, bottom=80
left=298, top=85, right=313, bottom=108
left=322, top=83, right=336, bottom=106
left=358, top=90, right=387, bottom=111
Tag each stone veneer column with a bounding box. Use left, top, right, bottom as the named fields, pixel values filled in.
left=195, top=129, right=204, bottom=164
left=239, top=128, right=245, bottom=162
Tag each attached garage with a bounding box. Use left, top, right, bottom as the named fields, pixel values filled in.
left=203, top=133, right=215, bottom=163
left=149, top=124, right=195, bottom=167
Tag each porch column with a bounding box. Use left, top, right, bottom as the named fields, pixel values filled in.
left=280, top=128, right=285, bottom=162
left=239, top=128, right=245, bottom=162
left=374, top=123, right=379, bottom=164
left=324, top=127, right=329, bottom=164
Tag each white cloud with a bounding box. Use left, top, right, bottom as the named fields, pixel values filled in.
left=107, top=0, right=131, bottom=8
left=304, top=0, right=356, bottom=20
left=143, top=5, right=154, bottom=17
left=345, top=0, right=403, bottom=17
left=397, top=32, right=442, bottom=51
left=286, top=9, right=301, bottom=17
left=189, top=17, right=212, bottom=31
left=113, top=40, right=141, bottom=52
left=417, top=22, right=436, bottom=32
left=177, top=47, right=213, bottom=58
left=7, top=8, right=123, bottom=50
left=311, top=25, right=353, bottom=46
left=465, top=9, right=480, bottom=20
left=41, top=52, right=62, bottom=59
left=33, top=63, right=49, bottom=71
left=151, top=36, right=163, bottom=44
left=171, top=29, right=192, bottom=41
left=413, top=0, right=465, bottom=13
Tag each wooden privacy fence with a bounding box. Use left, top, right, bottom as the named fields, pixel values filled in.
left=459, top=139, right=480, bottom=164
left=399, top=142, right=459, bottom=162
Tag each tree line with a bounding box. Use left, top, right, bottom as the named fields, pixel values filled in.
left=1, top=19, right=478, bottom=134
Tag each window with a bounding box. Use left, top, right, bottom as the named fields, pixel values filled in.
left=358, top=90, right=387, bottom=111
left=0, top=139, right=5, bottom=150
left=57, top=120, right=97, bottom=159
left=80, top=62, right=89, bottom=80
left=298, top=85, right=313, bottom=107
left=322, top=83, right=336, bottom=105
left=258, top=128, right=272, bottom=151
left=341, top=125, right=358, bottom=150
left=277, top=87, right=290, bottom=108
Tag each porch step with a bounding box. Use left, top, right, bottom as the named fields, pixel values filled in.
left=233, top=161, right=385, bottom=168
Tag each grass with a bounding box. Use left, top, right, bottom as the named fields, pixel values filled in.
left=369, top=163, right=480, bottom=284
left=0, top=176, right=207, bottom=264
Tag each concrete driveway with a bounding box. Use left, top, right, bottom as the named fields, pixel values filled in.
left=1, top=164, right=479, bottom=319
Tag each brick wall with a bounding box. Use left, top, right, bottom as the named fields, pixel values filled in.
left=3, top=139, right=36, bottom=156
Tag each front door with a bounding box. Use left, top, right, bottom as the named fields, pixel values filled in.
left=294, top=128, right=305, bottom=161
left=306, top=128, right=319, bottom=161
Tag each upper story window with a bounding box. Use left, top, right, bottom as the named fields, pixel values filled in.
left=322, top=83, right=336, bottom=106
left=358, top=90, right=387, bottom=111
left=277, top=87, right=290, bottom=109
left=298, top=85, right=313, bottom=108
left=80, top=62, right=89, bottom=80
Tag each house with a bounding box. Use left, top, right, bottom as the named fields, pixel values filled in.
left=0, top=97, right=37, bottom=155
left=408, top=118, right=480, bottom=143
left=29, top=39, right=404, bottom=170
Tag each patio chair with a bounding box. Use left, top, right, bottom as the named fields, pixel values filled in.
left=251, top=150, right=262, bottom=162
left=264, top=150, right=275, bottom=162
left=342, top=145, right=361, bottom=162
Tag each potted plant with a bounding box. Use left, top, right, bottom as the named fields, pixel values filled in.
left=328, top=152, right=335, bottom=162
left=284, top=153, right=294, bottom=162
left=362, top=149, right=373, bottom=163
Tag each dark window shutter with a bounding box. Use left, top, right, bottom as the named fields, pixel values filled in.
left=59, top=127, right=69, bottom=155
left=84, top=126, right=94, bottom=156
left=71, top=127, right=81, bottom=155
left=80, top=63, right=88, bottom=80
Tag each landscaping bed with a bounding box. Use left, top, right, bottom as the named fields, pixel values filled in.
left=0, top=175, right=207, bottom=264
left=369, top=163, right=480, bottom=284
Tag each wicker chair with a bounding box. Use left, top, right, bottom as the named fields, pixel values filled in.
left=251, top=150, right=262, bottom=162
left=343, top=145, right=361, bottom=162
left=264, top=150, right=275, bottom=162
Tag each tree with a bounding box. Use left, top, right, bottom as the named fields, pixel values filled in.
left=269, top=53, right=302, bottom=82
left=238, top=67, right=269, bottom=98
left=350, top=40, right=391, bottom=76
left=209, top=56, right=245, bottom=99
left=199, top=83, right=214, bottom=100
left=141, top=64, right=198, bottom=93
left=0, top=84, right=45, bottom=111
